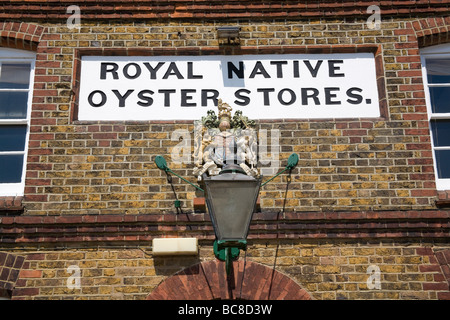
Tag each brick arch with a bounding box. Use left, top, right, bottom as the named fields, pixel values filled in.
left=147, top=259, right=312, bottom=300
left=0, top=22, right=44, bottom=51
left=410, top=17, right=450, bottom=47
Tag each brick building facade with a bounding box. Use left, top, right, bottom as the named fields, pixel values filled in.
left=0, top=1, right=450, bottom=300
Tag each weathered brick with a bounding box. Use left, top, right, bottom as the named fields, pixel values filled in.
left=19, top=270, right=42, bottom=278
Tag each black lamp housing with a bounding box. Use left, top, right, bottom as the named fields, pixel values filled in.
left=203, top=164, right=261, bottom=273
left=203, top=164, right=261, bottom=246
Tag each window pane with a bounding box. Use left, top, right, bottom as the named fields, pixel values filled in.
left=0, top=91, right=28, bottom=119
left=435, top=150, right=450, bottom=178
left=0, top=63, right=31, bottom=89
left=431, top=119, right=450, bottom=147
left=0, top=155, right=23, bottom=183
left=426, top=59, right=450, bottom=84
left=0, top=125, right=27, bottom=151
left=428, top=87, right=450, bottom=113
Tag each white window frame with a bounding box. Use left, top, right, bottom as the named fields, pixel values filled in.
left=0, top=48, right=36, bottom=196
left=421, top=43, right=450, bottom=190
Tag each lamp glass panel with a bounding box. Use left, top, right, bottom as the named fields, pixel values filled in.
left=205, top=179, right=260, bottom=241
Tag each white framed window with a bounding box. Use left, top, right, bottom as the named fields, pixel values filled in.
left=421, top=43, right=450, bottom=190
left=0, top=48, right=36, bottom=196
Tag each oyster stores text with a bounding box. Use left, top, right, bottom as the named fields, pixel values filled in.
left=78, top=53, right=381, bottom=121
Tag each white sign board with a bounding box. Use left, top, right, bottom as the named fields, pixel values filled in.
left=78, top=53, right=380, bottom=121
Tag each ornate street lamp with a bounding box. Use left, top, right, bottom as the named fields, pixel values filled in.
left=155, top=153, right=298, bottom=274
left=155, top=100, right=298, bottom=274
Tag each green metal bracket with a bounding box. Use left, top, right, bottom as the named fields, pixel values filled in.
left=156, top=153, right=299, bottom=190
left=214, top=240, right=247, bottom=275
left=155, top=155, right=168, bottom=171
left=261, top=153, right=299, bottom=187
left=154, top=155, right=204, bottom=192
left=286, top=153, right=299, bottom=170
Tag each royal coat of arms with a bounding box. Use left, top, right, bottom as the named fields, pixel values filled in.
left=192, top=99, right=259, bottom=180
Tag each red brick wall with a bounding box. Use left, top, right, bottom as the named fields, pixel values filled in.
left=0, top=252, right=26, bottom=292
left=0, top=17, right=448, bottom=214
left=1, top=211, right=449, bottom=245
left=0, top=5, right=450, bottom=300
left=0, top=1, right=449, bottom=19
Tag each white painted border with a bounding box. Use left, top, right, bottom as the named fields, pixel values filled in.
left=78, top=53, right=381, bottom=121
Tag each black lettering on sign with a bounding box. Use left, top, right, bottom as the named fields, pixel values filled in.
left=88, top=90, right=107, bottom=107
left=301, top=88, right=320, bottom=105
left=112, top=89, right=134, bottom=107
left=100, top=63, right=119, bottom=80
left=293, top=60, right=300, bottom=78
left=325, top=87, right=341, bottom=105
left=187, top=62, right=203, bottom=79
left=250, top=61, right=270, bottom=78
left=257, top=88, right=275, bottom=105
left=137, top=90, right=154, bottom=107
left=303, top=60, right=323, bottom=78
left=123, top=63, right=141, bottom=79
left=234, top=89, right=251, bottom=106
left=228, top=61, right=244, bottom=79
left=346, top=87, right=363, bottom=104
left=181, top=89, right=196, bottom=107
left=201, top=89, right=219, bottom=107
left=163, top=62, right=184, bottom=79
left=328, top=60, right=345, bottom=77
left=158, top=89, right=176, bottom=107
left=278, top=88, right=296, bottom=105
left=143, top=62, right=165, bottom=79
left=270, top=61, right=288, bottom=78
